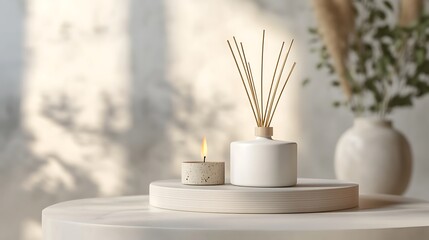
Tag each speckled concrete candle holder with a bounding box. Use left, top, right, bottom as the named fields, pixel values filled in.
left=181, top=162, right=225, bottom=185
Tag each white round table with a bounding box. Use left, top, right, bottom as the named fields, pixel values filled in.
left=42, top=195, right=429, bottom=240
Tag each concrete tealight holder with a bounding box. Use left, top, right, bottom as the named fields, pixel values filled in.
left=181, top=136, right=225, bottom=185
left=181, top=161, right=225, bottom=185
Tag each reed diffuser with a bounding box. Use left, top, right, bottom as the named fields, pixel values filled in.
left=228, top=31, right=297, bottom=187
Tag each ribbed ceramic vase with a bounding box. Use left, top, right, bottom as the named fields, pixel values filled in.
left=335, top=118, right=412, bottom=195
left=230, top=127, right=297, bottom=187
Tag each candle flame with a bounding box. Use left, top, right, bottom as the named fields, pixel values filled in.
left=201, top=136, right=207, bottom=161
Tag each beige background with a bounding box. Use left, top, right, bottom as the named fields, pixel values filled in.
left=0, top=0, right=428, bottom=239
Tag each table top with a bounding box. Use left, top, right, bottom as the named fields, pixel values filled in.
left=42, top=194, right=429, bottom=240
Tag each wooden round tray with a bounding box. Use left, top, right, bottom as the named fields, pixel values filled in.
left=149, top=178, right=358, bottom=213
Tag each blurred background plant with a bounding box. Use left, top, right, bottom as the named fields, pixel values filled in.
left=309, top=0, right=429, bottom=118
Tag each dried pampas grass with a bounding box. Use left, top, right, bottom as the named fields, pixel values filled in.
left=312, top=0, right=425, bottom=100
left=312, top=0, right=354, bottom=100
left=399, top=0, right=423, bottom=26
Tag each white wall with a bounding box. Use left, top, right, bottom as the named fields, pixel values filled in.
left=0, top=0, right=428, bottom=239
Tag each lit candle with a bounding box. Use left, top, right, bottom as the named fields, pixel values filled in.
left=181, top=136, right=225, bottom=185
left=202, top=136, right=207, bottom=162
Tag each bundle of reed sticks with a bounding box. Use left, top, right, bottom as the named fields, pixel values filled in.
left=227, top=30, right=296, bottom=127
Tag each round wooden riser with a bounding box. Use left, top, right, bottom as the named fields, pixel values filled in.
left=149, top=178, right=359, bottom=214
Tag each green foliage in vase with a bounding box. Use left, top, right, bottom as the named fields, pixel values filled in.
left=308, top=0, right=429, bottom=117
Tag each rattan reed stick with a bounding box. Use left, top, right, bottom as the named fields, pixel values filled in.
left=265, top=39, right=294, bottom=127
left=267, top=62, right=296, bottom=126
left=227, top=32, right=296, bottom=128
left=227, top=40, right=258, bottom=124
left=241, top=42, right=262, bottom=126
left=233, top=38, right=252, bottom=90
left=233, top=37, right=260, bottom=124
left=247, top=62, right=262, bottom=126
left=261, top=30, right=265, bottom=124
left=263, top=41, right=284, bottom=125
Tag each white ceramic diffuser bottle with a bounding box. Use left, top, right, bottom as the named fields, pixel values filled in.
left=231, top=127, right=297, bottom=187
left=227, top=31, right=297, bottom=187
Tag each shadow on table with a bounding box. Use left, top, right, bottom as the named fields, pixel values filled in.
left=341, top=194, right=427, bottom=213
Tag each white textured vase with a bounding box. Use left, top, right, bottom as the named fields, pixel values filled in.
left=230, top=127, right=297, bottom=187
left=335, top=118, right=412, bottom=195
